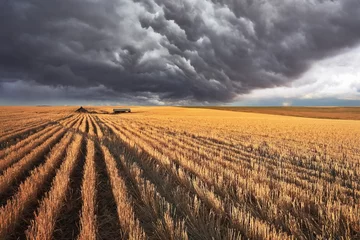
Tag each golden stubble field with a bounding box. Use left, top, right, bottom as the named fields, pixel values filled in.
left=0, top=106, right=359, bottom=240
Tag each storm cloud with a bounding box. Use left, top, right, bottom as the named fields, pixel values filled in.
left=1, top=0, right=360, bottom=104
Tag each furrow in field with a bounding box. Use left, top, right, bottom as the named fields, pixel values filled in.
left=0, top=117, right=55, bottom=136
left=125, top=120, right=360, bottom=202
left=197, top=127, right=358, bottom=181
left=94, top=116, right=112, bottom=136
left=188, top=130, right=360, bottom=198
left=100, top=118, right=290, bottom=239
left=92, top=116, right=103, bottom=138
left=126, top=148, right=249, bottom=240
left=85, top=115, right=90, bottom=134
left=100, top=120, right=261, bottom=239
left=101, top=144, right=147, bottom=239
left=0, top=122, right=54, bottom=150
left=128, top=118, right=358, bottom=181
left=87, top=115, right=95, bottom=136
left=56, top=114, right=77, bottom=128
left=0, top=123, right=58, bottom=160
left=103, top=116, right=359, bottom=239
left=78, top=139, right=96, bottom=240
left=118, top=121, right=333, bottom=197
left=74, top=115, right=86, bottom=132
left=26, top=134, right=83, bottom=240
left=87, top=115, right=97, bottom=137
left=93, top=141, right=123, bottom=239
left=0, top=125, right=62, bottom=173
left=113, top=117, right=359, bottom=205
left=189, top=133, right=359, bottom=190
left=122, top=120, right=346, bottom=191
left=105, top=119, right=330, bottom=238
left=102, top=138, right=187, bottom=240
left=0, top=115, right=72, bottom=149
left=0, top=126, right=66, bottom=203
left=0, top=113, right=73, bottom=143
left=78, top=115, right=88, bottom=133
left=52, top=137, right=86, bottom=240
left=0, top=121, right=43, bottom=137
left=67, top=115, right=84, bottom=130
left=61, top=115, right=82, bottom=129
left=106, top=116, right=360, bottom=239
left=0, top=132, right=74, bottom=239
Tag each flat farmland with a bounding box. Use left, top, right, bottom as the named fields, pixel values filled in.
left=188, top=106, right=360, bottom=120
left=0, top=106, right=359, bottom=240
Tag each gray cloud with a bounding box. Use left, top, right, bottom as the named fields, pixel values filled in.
left=0, top=0, right=360, bottom=104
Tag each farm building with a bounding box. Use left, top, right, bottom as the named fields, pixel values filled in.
left=75, top=106, right=88, bottom=113
left=113, top=108, right=131, bottom=113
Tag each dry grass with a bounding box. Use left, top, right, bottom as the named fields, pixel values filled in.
left=78, top=139, right=97, bottom=240
left=0, top=125, right=61, bottom=172
left=99, top=107, right=360, bottom=239
left=0, top=126, right=66, bottom=195
left=0, top=132, right=73, bottom=238
left=101, top=145, right=146, bottom=240
left=26, top=134, right=83, bottom=240
left=0, top=106, right=358, bottom=239
left=193, top=106, right=360, bottom=120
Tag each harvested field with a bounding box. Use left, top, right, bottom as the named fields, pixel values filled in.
left=190, top=106, right=360, bottom=120
left=0, top=106, right=359, bottom=239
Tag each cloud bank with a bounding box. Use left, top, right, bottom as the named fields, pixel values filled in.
left=1, top=0, right=360, bottom=104
left=236, top=44, right=360, bottom=105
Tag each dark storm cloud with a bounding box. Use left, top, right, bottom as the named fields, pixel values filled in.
left=0, top=0, right=360, bottom=103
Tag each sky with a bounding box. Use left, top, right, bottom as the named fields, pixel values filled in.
left=0, top=0, right=360, bottom=106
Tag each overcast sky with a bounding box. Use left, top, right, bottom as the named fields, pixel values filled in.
left=0, top=0, right=360, bottom=106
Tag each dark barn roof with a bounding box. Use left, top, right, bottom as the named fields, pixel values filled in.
left=113, top=108, right=131, bottom=113
left=76, top=106, right=88, bottom=113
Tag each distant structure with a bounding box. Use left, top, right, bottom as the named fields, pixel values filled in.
left=113, top=108, right=131, bottom=114
left=76, top=106, right=88, bottom=113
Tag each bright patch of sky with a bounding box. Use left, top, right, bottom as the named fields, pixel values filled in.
left=234, top=44, right=360, bottom=106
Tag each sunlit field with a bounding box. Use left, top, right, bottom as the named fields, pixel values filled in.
left=0, top=106, right=359, bottom=239
left=191, top=106, right=360, bottom=120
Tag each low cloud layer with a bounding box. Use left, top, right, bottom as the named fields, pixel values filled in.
left=237, top=44, right=360, bottom=104
left=1, top=0, right=360, bottom=104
